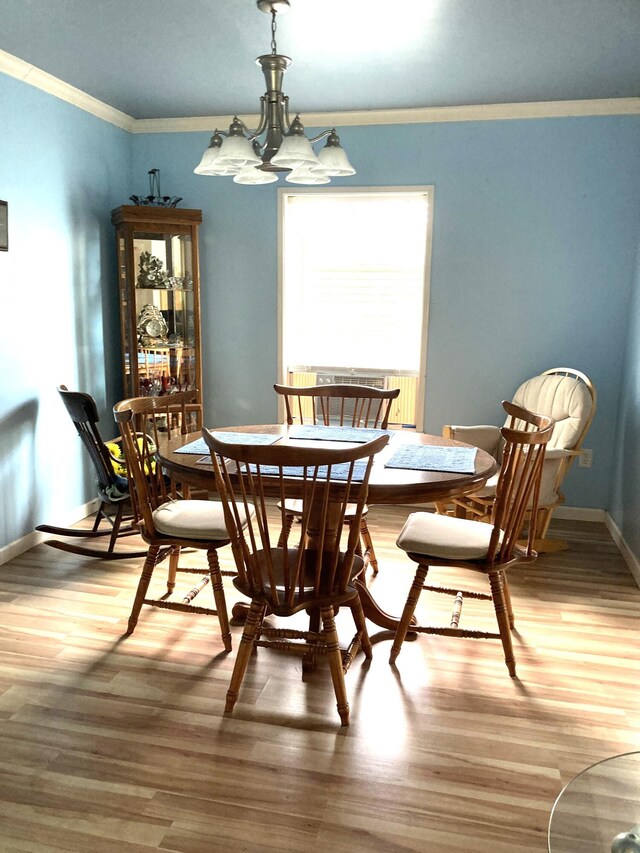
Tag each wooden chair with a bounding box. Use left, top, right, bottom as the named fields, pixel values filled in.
left=274, top=382, right=400, bottom=574
left=436, top=367, right=596, bottom=551
left=36, top=385, right=148, bottom=560
left=113, top=391, right=234, bottom=648
left=202, top=428, right=389, bottom=725
left=390, top=401, right=554, bottom=677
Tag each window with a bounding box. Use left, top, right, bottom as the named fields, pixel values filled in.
left=278, top=188, right=433, bottom=429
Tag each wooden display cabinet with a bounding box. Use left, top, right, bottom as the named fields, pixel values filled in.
left=111, top=206, right=203, bottom=402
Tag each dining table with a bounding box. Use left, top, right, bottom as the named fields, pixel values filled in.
left=157, top=423, right=498, bottom=631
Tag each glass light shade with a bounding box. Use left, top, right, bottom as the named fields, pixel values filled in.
left=195, top=147, right=241, bottom=176
left=194, top=145, right=223, bottom=175
left=317, top=144, right=356, bottom=177
left=271, top=134, right=321, bottom=169
left=194, top=134, right=234, bottom=175
left=233, top=165, right=278, bottom=185
left=216, top=135, right=263, bottom=168
left=286, top=164, right=330, bottom=185
left=208, top=165, right=242, bottom=176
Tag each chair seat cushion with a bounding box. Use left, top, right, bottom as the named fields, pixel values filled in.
left=153, top=499, right=239, bottom=541
left=397, top=512, right=496, bottom=560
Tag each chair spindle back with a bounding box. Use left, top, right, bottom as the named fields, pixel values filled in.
left=274, top=383, right=399, bottom=429
left=202, top=430, right=389, bottom=610
left=113, top=390, right=202, bottom=531
left=488, top=400, right=555, bottom=563
left=57, top=385, right=120, bottom=495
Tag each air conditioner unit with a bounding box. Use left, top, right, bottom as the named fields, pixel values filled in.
left=316, top=371, right=386, bottom=390
left=317, top=371, right=417, bottom=428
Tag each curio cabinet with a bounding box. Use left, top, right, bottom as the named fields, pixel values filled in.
left=111, top=205, right=203, bottom=402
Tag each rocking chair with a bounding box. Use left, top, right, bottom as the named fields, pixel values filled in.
left=36, top=385, right=147, bottom=560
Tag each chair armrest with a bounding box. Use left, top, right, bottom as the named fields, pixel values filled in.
left=443, top=424, right=501, bottom=456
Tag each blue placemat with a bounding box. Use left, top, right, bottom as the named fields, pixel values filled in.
left=289, top=425, right=390, bottom=443
left=247, top=460, right=368, bottom=482
left=385, top=445, right=477, bottom=474
left=175, top=433, right=281, bottom=455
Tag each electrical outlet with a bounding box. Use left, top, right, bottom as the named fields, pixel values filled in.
left=579, top=448, right=593, bottom=468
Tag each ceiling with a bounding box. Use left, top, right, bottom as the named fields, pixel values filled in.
left=2, top=0, right=639, bottom=121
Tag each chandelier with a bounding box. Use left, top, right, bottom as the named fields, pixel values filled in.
left=194, top=0, right=356, bottom=186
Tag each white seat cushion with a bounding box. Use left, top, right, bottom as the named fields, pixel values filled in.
left=153, top=499, right=250, bottom=541
left=397, top=511, right=496, bottom=560
left=511, top=373, right=593, bottom=451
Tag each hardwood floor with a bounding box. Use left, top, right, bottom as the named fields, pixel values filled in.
left=1, top=509, right=639, bottom=852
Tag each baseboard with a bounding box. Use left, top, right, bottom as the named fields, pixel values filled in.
left=604, top=512, right=640, bottom=589
left=553, top=506, right=606, bottom=522
left=0, top=499, right=100, bottom=567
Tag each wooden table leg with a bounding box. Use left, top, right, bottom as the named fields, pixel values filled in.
left=354, top=577, right=405, bottom=631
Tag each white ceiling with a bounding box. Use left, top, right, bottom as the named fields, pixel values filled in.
left=1, top=0, right=639, bottom=121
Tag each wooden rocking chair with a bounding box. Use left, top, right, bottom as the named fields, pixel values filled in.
left=36, top=385, right=148, bottom=560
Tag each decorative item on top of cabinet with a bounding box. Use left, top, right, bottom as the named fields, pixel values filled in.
left=111, top=205, right=203, bottom=402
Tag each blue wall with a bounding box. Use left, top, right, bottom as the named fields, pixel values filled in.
left=132, top=115, right=640, bottom=511
left=0, top=74, right=131, bottom=548
left=610, top=226, right=640, bottom=551
left=3, top=67, right=640, bottom=552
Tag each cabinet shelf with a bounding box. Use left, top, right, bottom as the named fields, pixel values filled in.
left=135, top=286, right=193, bottom=292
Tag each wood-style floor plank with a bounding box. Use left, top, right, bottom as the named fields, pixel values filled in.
left=0, top=508, right=638, bottom=851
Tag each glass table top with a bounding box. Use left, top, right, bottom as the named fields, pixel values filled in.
left=548, top=752, right=640, bottom=852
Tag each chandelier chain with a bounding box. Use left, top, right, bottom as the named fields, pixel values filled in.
left=271, top=10, right=278, bottom=55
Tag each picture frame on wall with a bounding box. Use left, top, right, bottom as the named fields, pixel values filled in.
left=0, top=201, right=7, bottom=252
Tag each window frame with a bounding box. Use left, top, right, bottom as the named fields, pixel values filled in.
left=277, top=186, right=434, bottom=431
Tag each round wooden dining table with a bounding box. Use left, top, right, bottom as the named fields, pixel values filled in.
left=158, top=424, right=497, bottom=631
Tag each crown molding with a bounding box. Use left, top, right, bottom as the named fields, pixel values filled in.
left=2, top=48, right=639, bottom=134
left=132, top=98, right=640, bottom=133
left=0, top=49, right=134, bottom=131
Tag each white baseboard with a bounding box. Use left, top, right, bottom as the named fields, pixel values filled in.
left=0, top=499, right=100, bottom=567
left=604, top=512, right=640, bottom=589
left=553, top=506, right=606, bottom=522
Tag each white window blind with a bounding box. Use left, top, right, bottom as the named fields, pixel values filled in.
left=282, top=192, right=430, bottom=373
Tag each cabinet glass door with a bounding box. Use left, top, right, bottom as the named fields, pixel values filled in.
left=112, top=206, right=202, bottom=403
left=132, top=230, right=196, bottom=396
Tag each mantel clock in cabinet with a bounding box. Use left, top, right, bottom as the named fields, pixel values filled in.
left=111, top=206, right=203, bottom=402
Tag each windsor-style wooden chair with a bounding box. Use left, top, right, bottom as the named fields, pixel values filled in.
left=202, top=427, right=389, bottom=725
left=391, top=401, right=555, bottom=677
left=274, top=382, right=399, bottom=574
left=113, top=391, right=236, bottom=649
